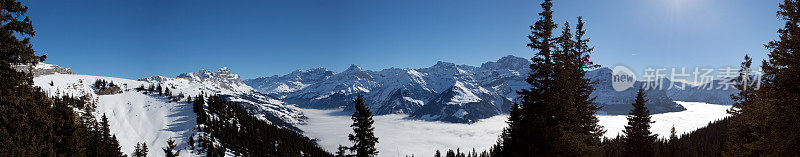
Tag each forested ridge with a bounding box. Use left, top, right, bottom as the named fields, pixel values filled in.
left=188, top=93, right=332, bottom=156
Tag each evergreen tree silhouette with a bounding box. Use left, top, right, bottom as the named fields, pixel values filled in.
left=725, top=0, right=800, bottom=155
left=346, top=94, right=379, bottom=157
left=724, top=54, right=760, bottom=156
left=497, top=0, right=603, bottom=156
left=622, top=88, right=656, bottom=157
left=163, top=138, right=181, bottom=157
left=133, top=142, right=149, bottom=157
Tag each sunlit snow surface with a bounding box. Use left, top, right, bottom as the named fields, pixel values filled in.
left=299, top=101, right=730, bottom=157
left=34, top=74, right=196, bottom=157
left=598, top=101, right=731, bottom=138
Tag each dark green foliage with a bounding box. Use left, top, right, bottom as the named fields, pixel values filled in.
left=666, top=126, right=679, bottom=157
left=188, top=135, right=195, bottom=150
left=622, top=88, right=656, bottom=157
left=494, top=0, right=603, bottom=156
left=191, top=94, right=331, bottom=156
left=336, top=145, right=347, bottom=157
left=136, top=84, right=145, bottom=92
left=157, top=84, right=163, bottom=96
left=667, top=118, right=731, bottom=157
left=95, top=114, right=126, bottom=157
left=343, top=94, right=380, bottom=157
left=164, top=87, right=171, bottom=98
left=193, top=94, right=206, bottom=125
left=94, top=79, right=122, bottom=95
left=133, top=142, right=149, bottom=157
left=163, top=138, right=180, bottom=157
left=602, top=117, right=732, bottom=157
left=433, top=148, right=494, bottom=157
left=0, top=1, right=52, bottom=154
left=0, top=0, right=123, bottom=156
left=148, top=84, right=155, bottom=94
left=721, top=0, right=800, bottom=156
left=723, top=55, right=760, bottom=157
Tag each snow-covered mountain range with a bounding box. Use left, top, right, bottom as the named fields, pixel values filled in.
left=138, top=67, right=307, bottom=131
left=245, top=55, right=698, bottom=123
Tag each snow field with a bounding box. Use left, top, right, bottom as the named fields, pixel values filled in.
left=300, top=101, right=731, bottom=157
left=34, top=74, right=196, bottom=157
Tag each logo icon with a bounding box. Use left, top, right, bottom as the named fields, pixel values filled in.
left=612, top=66, right=636, bottom=92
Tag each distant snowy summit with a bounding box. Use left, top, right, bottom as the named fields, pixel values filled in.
left=12, top=63, right=74, bottom=77
left=137, top=67, right=307, bottom=129
left=245, top=55, right=704, bottom=123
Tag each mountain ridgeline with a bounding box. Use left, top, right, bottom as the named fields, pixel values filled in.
left=243, top=55, right=722, bottom=123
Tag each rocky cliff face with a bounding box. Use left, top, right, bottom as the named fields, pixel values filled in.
left=588, top=68, right=686, bottom=115
left=139, top=67, right=307, bottom=131
left=13, top=63, right=75, bottom=77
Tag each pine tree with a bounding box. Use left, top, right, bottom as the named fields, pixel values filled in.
left=99, top=114, right=125, bottom=157
left=724, top=55, right=760, bottom=157
left=193, top=95, right=207, bottom=125
left=0, top=0, right=53, bottom=155
left=498, top=0, right=603, bottom=156
left=165, top=87, right=171, bottom=98
left=148, top=84, right=155, bottom=94
left=622, top=88, right=656, bottom=157
left=0, top=2, right=125, bottom=156
left=188, top=135, right=195, bottom=150
left=163, top=138, right=181, bottom=157
left=501, top=0, right=560, bottom=155
left=498, top=102, right=521, bottom=154
left=725, top=0, right=800, bottom=155
left=336, top=145, right=347, bottom=157
left=346, top=94, right=379, bottom=157
left=133, top=142, right=149, bottom=157
left=552, top=16, right=604, bottom=155
left=667, top=125, right=679, bottom=157
left=435, top=150, right=442, bottom=157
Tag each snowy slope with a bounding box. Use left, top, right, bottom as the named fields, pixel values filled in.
left=34, top=73, right=195, bottom=157
left=30, top=64, right=309, bottom=156
left=138, top=68, right=308, bottom=128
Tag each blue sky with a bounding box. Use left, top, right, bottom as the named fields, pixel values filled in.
left=26, top=0, right=782, bottom=79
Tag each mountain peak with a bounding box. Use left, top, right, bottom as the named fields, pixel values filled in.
left=308, top=67, right=328, bottom=72
left=433, top=61, right=456, bottom=68
left=176, top=67, right=240, bottom=82
left=12, top=62, right=75, bottom=77
left=497, top=55, right=527, bottom=63
left=480, top=55, right=529, bottom=70
left=344, top=64, right=363, bottom=72
left=217, top=67, right=231, bottom=74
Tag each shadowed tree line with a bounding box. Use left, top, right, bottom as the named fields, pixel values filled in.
left=0, top=0, right=125, bottom=156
